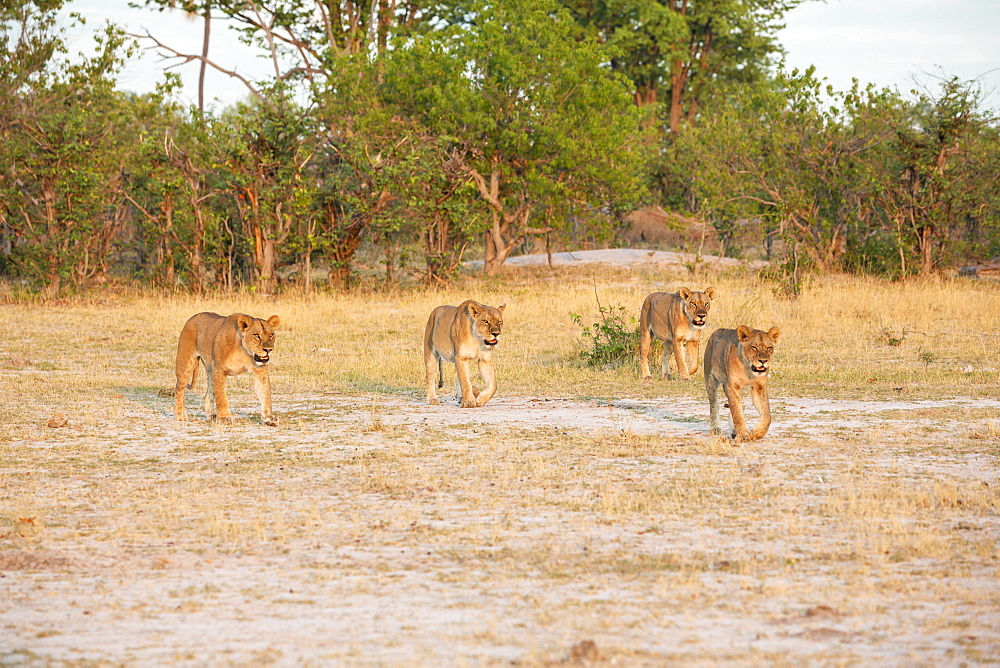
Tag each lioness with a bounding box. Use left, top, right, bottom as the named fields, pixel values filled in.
left=639, top=287, right=716, bottom=382
left=704, top=325, right=781, bottom=442
left=174, top=312, right=281, bottom=426
left=424, top=300, right=505, bottom=408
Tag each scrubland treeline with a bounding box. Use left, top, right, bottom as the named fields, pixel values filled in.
left=1, top=0, right=998, bottom=296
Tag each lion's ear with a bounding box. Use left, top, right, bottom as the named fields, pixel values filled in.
left=467, top=303, right=481, bottom=318
left=767, top=326, right=781, bottom=342
left=267, top=315, right=281, bottom=329
left=237, top=315, right=253, bottom=331
left=679, top=287, right=692, bottom=300
left=736, top=325, right=753, bottom=342
left=705, top=287, right=716, bottom=300
left=497, top=303, right=506, bottom=315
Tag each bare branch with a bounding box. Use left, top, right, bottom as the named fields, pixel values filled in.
left=131, top=31, right=266, bottom=104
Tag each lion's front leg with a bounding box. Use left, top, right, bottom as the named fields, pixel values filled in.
left=747, top=383, right=770, bottom=440
left=725, top=383, right=751, bottom=442
left=252, top=367, right=277, bottom=426
left=670, top=337, right=689, bottom=380
left=209, top=368, right=233, bottom=424
left=685, top=340, right=700, bottom=376
left=475, top=359, right=497, bottom=407
left=455, top=358, right=478, bottom=408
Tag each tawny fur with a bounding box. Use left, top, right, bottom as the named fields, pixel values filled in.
left=704, top=325, right=781, bottom=442
left=174, top=312, right=281, bottom=426
left=423, top=300, right=505, bottom=408
left=638, top=287, right=716, bottom=381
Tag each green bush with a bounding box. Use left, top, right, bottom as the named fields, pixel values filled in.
left=570, top=301, right=638, bottom=369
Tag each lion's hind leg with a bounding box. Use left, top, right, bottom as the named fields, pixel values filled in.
left=202, top=362, right=220, bottom=421
left=706, top=375, right=724, bottom=435
left=638, top=298, right=655, bottom=383
left=425, top=349, right=442, bottom=405
left=174, top=351, right=199, bottom=422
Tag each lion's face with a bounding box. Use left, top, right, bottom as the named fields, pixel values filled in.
left=737, top=325, right=780, bottom=376
left=238, top=315, right=281, bottom=366
left=679, top=287, right=716, bottom=328
left=468, top=303, right=505, bottom=348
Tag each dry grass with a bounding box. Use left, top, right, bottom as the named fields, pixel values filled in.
left=1, top=268, right=999, bottom=664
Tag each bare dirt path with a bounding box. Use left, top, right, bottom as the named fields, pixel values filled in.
left=3, top=389, right=999, bottom=665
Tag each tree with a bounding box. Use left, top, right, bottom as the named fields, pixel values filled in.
left=135, top=0, right=434, bottom=104
left=382, top=0, right=649, bottom=273
left=121, top=88, right=222, bottom=290
left=561, top=0, right=804, bottom=132
left=885, top=77, right=994, bottom=275
left=216, top=95, right=314, bottom=292
left=671, top=68, right=908, bottom=271
left=0, top=4, right=139, bottom=296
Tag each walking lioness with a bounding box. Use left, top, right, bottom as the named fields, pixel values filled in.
left=424, top=300, right=505, bottom=407
left=174, top=312, right=281, bottom=426
left=704, top=325, right=781, bottom=442
left=639, top=287, right=716, bottom=381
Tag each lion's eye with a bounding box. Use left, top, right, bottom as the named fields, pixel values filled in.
left=254, top=334, right=261, bottom=339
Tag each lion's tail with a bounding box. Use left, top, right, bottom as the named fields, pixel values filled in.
left=437, top=358, right=444, bottom=389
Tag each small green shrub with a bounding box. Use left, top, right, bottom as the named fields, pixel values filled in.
left=881, top=327, right=908, bottom=346
left=570, top=298, right=638, bottom=369
left=759, top=251, right=812, bottom=299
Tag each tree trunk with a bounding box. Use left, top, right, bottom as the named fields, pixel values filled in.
left=254, top=226, right=277, bottom=293
left=917, top=226, right=935, bottom=275
left=303, top=247, right=312, bottom=295
left=198, top=6, right=211, bottom=118
left=669, top=62, right=689, bottom=133
left=634, top=83, right=658, bottom=130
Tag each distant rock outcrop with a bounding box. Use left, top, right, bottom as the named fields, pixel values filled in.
left=624, top=206, right=722, bottom=254
left=958, top=258, right=1000, bottom=280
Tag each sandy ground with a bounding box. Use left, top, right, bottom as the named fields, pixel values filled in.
left=467, top=248, right=768, bottom=271
left=3, top=387, right=999, bottom=665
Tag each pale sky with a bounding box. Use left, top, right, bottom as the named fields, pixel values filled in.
left=781, top=0, right=1000, bottom=105
left=59, top=0, right=1000, bottom=111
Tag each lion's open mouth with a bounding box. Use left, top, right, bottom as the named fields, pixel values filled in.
left=751, top=363, right=767, bottom=374
left=254, top=354, right=270, bottom=364
left=692, top=318, right=705, bottom=327
left=484, top=338, right=498, bottom=346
